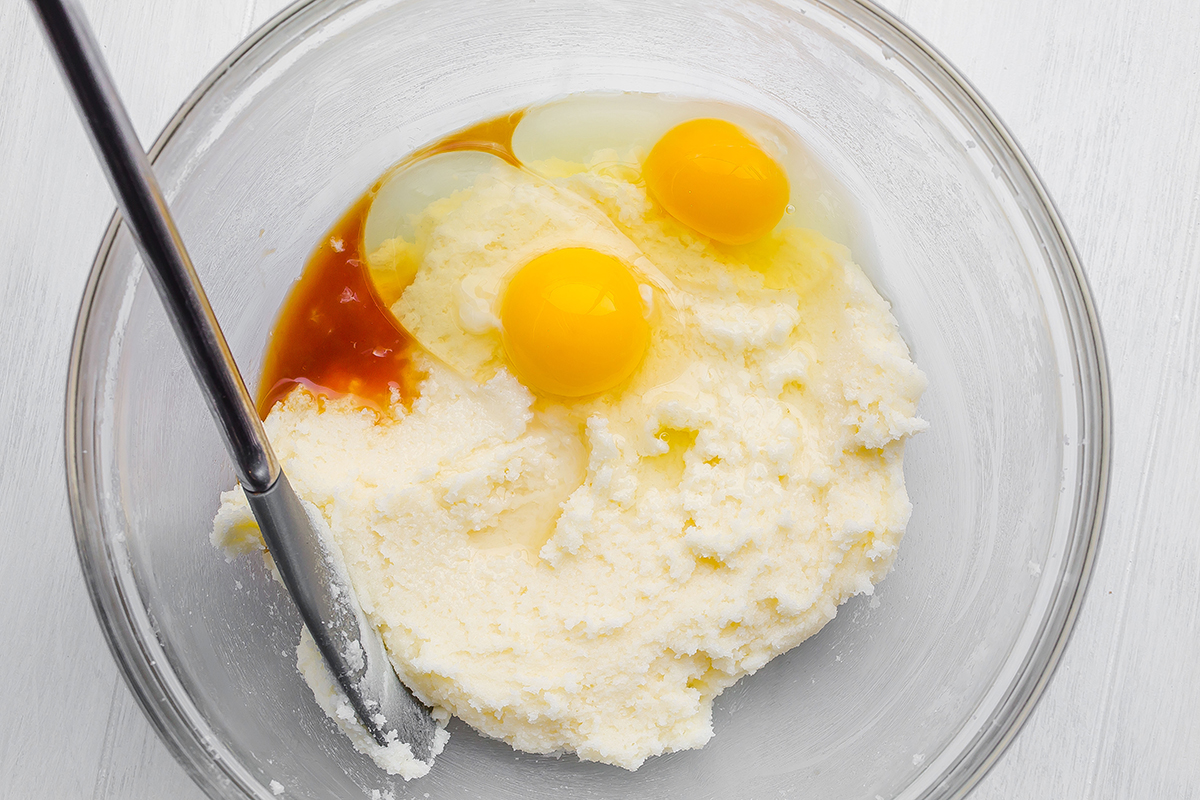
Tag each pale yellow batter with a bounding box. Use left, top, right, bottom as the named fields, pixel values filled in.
left=214, top=155, right=926, bottom=773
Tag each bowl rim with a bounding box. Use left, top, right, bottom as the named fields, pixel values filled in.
left=64, top=1, right=1110, bottom=797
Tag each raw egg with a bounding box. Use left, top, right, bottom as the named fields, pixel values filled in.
left=364, top=151, right=514, bottom=305
left=643, top=118, right=789, bottom=245
left=511, top=94, right=866, bottom=276
left=500, top=247, right=649, bottom=397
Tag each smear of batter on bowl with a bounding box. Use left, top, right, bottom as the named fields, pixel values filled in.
left=212, top=92, right=927, bottom=776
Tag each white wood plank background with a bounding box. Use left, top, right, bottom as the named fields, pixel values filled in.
left=1, top=0, right=1197, bottom=797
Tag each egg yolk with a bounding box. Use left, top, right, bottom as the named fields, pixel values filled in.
left=501, top=248, right=649, bottom=397
left=643, top=118, right=790, bottom=246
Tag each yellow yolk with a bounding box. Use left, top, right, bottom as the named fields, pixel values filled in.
left=500, top=248, right=649, bottom=397
left=643, top=118, right=790, bottom=246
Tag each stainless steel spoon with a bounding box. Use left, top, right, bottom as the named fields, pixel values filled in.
left=29, top=0, right=437, bottom=761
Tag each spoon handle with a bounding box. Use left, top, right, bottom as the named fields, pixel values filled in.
left=30, top=0, right=439, bottom=757
left=29, top=0, right=278, bottom=493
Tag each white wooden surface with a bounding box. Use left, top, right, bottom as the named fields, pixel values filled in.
left=1, top=0, right=1197, bottom=797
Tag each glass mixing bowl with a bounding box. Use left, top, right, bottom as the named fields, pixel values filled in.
left=66, top=1, right=1109, bottom=798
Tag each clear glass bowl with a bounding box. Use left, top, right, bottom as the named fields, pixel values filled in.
left=66, top=1, right=1109, bottom=798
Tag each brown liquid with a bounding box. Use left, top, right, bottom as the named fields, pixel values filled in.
left=255, top=195, right=421, bottom=417
left=401, top=110, right=524, bottom=170
left=257, top=112, right=525, bottom=419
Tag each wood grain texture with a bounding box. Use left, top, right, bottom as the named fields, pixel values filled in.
left=894, top=2, right=1200, bottom=798
left=0, top=0, right=1196, bottom=797
left=0, top=2, right=257, bottom=799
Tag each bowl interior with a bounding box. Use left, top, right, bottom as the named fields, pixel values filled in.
left=70, top=1, right=1102, bottom=798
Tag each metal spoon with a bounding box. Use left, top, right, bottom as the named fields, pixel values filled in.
left=29, top=0, right=437, bottom=761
